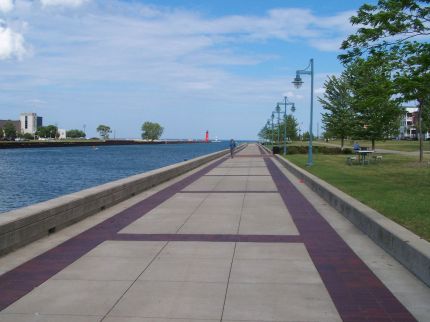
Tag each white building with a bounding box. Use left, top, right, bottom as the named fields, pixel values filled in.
left=399, top=107, right=430, bottom=140
left=20, top=113, right=42, bottom=134
left=58, top=128, right=67, bottom=139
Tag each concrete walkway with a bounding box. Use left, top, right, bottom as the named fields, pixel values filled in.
left=0, top=144, right=429, bottom=321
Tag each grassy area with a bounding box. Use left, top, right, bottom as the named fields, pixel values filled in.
left=322, top=139, right=430, bottom=152
left=284, top=153, right=430, bottom=241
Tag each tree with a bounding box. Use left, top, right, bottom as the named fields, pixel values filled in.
left=3, top=122, right=17, bottom=140
left=66, top=129, right=86, bottom=138
left=36, top=125, right=58, bottom=138
left=319, top=74, right=355, bottom=150
left=284, top=115, right=299, bottom=141
left=96, top=125, right=111, bottom=140
left=0, top=128, right=4, bottom=140
left=141, top=122, right=163, bottom=141
left=346, top=55, right=403, bottom=150
left=339, top=0, right=430, bottom=160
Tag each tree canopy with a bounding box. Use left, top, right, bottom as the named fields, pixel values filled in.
left=319, top=74, right=355, bottom=149
left=339, top=0, right=430, bottom=160
left=67, top=129, right=86, bottom=139
left=141, top=122, right=164, bottom=141
left=96, top=125, right=111, bottom=140
left=3, top=122, right=17, bottom=140
left=36, top=125, right=58, bottom=139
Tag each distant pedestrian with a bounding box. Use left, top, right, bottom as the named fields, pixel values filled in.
left=353, top=142, right=360, bottom=152
left=229, top=139, right=236, bottom=158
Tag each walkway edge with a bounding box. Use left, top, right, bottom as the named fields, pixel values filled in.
left=271, top=152, right=430, bottom=287
left=0, top=144, right=246, bottom=256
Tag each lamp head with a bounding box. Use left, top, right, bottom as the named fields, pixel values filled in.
left=291, top=103, right=296, bottom=113
left=276, top=104, right=280, bottom=113
left=292, top=73, right=303, bottom=89
left=271, top=112, right=274, bottom=120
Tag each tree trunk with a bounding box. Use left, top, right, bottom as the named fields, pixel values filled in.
left=340, top=137, right=344, bottom=150
left=418, top=100, right=424, bottom=162
left=372, top=139, right=375, bottom=151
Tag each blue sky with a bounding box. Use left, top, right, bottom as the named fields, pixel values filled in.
left=0, top=0, right=375, bottom=140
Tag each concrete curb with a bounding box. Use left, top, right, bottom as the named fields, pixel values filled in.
left=0, top=145, right=246, bottom=256
left=268, top=150, right=430, bottom=287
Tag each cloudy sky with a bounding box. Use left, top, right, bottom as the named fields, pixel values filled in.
left=0, top=0, right=374, bottom=139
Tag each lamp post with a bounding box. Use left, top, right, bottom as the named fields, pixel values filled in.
left=271, top=112, right=275, bottom=145
left=292, top=58, right=314, bottom=166
left=275, top=104, right=281, bottom=144
left=266, top=120, right=271, bottom=144
left=277, top=96, right=295, bottom=155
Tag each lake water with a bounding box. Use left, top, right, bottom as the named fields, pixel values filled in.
left=0, top=142, right=231, bottom=213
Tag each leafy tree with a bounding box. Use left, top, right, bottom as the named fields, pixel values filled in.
left=141, top=122, right=164, bottom=141
left=319, top=74, right=355, bottom=150
left=284, top=114, right=299, bottom=141
left=3, top=122, right=17, bottom=140
left=22, top=133, right=34, bottom=140
left=302, top=131, right=316, bottom=141
left=339, top=0, right=430, bottom=160
left=346, top=55, right=403, bottom=150
left=36, top=125, right=58, bottom=138
left=96, top=125, right=111, bottom=140
left=258, top=122, right=271, bottom=142
left=66, top=129, right=86, bottom=138
left=0, top=127, right=4, bottom=140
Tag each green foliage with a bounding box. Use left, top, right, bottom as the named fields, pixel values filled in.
left=339, top=0, right=430, bottom=160
left=0, top=127, right=4, bottom=139
left=96, top=125, right=111, bottom=140
left=285, top=145, right=352, bottom=155
left=67, top=129, right=86, bottom=138
left=22, top=133, right=35, bottom=140
left=141, top=122, right=164, bottom=141
left=36, top=125, right=58, bottom=138
left=3, top=122, right=17, bottom=140
left=285, top=115, right=299, bottom=140
left=319, top=74, right=355, bottom=149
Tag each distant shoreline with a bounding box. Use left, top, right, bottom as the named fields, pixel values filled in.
left=0, top=140, right=211, bottom=149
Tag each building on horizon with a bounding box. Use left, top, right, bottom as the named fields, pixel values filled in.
left=398, top=107, right=430, bottom=140
left=20, top=113, right=43, bottom=134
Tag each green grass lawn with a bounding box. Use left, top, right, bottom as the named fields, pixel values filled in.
left=321, top=139, right=430, bottom=152
left=284, top=153, right=430, bottom=241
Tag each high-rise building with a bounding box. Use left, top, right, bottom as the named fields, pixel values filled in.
left=20, top=113, right=38, bottom=134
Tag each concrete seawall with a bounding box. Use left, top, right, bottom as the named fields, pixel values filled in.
left=0, top=145, right=245, bottom=256
left=267, top=149, right=430, bottom=287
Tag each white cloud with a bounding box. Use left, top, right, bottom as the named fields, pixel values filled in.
left=0, top=21, right=26, bottom=59
left=40, top=0, right=89, bottom=8
left=0, top=0, right=13, bottom=13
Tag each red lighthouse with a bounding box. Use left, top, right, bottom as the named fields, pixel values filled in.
left=205, top=130, right=209, bottom=142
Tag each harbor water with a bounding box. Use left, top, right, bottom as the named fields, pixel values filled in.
left=0, top=142, right=231, bottom=213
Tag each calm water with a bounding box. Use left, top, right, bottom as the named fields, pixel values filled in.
left=0, top=142, right=231, bottom=213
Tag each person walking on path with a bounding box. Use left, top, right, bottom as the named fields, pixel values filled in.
left=230, top=139, right=236, bottom=158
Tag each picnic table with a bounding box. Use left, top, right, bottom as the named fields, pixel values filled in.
left=356, top=150, right=374, bottom=164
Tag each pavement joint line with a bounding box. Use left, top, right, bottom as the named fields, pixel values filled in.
left=0, top=156, right=229, bottom=311
left=174, top=192, right=212, bottom=234
left=100, top=240, right=170, bottom=321
left=264, top=156, right=417, bottom=321
left=111, top=234, right=303, bottom=243
left=204, top=175, right=270, bottom=177
left=178, top=191, right=279, bottom=193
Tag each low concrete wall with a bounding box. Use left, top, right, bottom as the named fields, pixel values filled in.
left=0, top=145, right=245, bottom=256
left=272, top=151, right=430, bottom=287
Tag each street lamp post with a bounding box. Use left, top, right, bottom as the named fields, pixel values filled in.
left=292, top=58, right=314, bottom=166
left=276, top=104, right=281, bottom=144
left=271, top=112, right=275, bottom=145
left=277, top=96, right=295, bottom=155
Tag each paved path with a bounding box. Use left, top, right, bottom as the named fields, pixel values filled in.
left=0, top=144, right=428, bottom=321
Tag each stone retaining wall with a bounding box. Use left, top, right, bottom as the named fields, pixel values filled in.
left=0, top=146, right=245, bottom=256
